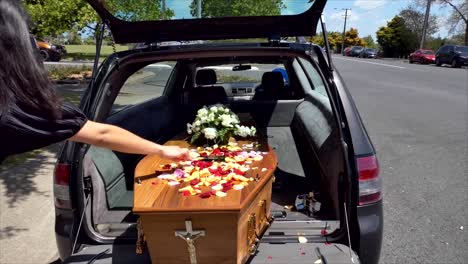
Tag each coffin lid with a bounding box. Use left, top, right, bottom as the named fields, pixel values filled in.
left=133, top=139, right=277, bottom=213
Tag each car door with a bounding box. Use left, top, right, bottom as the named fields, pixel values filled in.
left=440, top=46, right=450, bottom=63
left=447, top=45, right=456, bottom=62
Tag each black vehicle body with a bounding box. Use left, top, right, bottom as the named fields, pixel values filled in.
left=359, top=48, right=377, bottom=58
left=54, top=1, right=383, bottom=263
left=348, top=46, right=364, bottom=57
left=435, top=44, right=468, bottom=68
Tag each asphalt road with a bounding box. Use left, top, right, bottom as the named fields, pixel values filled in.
left=333, top=56, right=467, bottom=263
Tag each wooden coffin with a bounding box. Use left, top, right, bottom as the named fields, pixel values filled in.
left=133, top=140, right=277, bottom=264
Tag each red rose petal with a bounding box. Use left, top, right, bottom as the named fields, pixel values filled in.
left=321, top=230, right=328, bottom=236
left=267, top=256, right=273, bottom=260
left=162, top=164, right=171, bottom=170
left=190, top=179, right=200, bottom=186
left=300, top=252, right=306, bottom=255
left=199, top=192, right=211, bottom=199
left=200, top=152, right=208, bottom=157
left=233, top=168, right=245, bottom=175
left=182, top=191, right=190, bottom=196
left=151, top=181, right=158, bottom=185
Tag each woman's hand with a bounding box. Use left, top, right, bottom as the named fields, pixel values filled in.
left=159, top=146, right=190, bottom=161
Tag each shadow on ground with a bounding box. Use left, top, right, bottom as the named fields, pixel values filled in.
left=0, top=144, right=61, bottom=208
left=0, top=83, right=87, bottom=208
left=54, top=82, right=88, bottom=106
left=0, top=226, right=29, bottom=240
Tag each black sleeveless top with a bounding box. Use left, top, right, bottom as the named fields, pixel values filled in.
left=0, top=102, right=87, bottom=163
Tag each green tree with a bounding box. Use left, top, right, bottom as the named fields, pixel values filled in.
left=23, top=0, right=174, bottom=38
left=362, top=35, right=376, bottom=48
left=426, top=36, right=447, bottom=51
left=344, top=28, right=366, bottom=47
left=189, top=0, right=285, bottom=18
left=439, top=0, right=467, bottom=45
left=377, top=16, right=417, bottom=57
left=312, top=31, right=345, bottom=53
left=399, top=5, right=439, bottom=48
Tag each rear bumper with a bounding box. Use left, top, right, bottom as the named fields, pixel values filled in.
left=357, top=200, right=383, bottom=264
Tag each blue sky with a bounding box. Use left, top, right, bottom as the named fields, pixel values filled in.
left=166, top=0, right=455, bottom=39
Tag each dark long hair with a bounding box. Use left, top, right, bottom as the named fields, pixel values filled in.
left=0, top=0, right=61, bottom=119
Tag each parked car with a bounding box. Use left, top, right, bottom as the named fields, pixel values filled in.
left=409, top=49, right=435, bottom=64
left=359, top=48, right=377, bottom=58
left=348, top=46, right=364, bottom=57
left=35, top=38, right=66, bottom=61
left=57, top=0, right=382, bottom=264
left=343, top=46, right=351, bottom=56
left=435, top=44, right=468, bottom=68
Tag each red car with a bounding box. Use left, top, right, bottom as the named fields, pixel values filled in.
left=343, top=46, right=351, bottom=56
left=409, top=49, right=435, bottom=64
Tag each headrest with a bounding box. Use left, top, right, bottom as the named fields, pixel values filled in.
left=261, top=72, right=284, bottom=92
left=189, top=86, right=227, bottom=105
left=196, top=69, right=217, bottom=85
left=261, top=72, right=285, bottom=89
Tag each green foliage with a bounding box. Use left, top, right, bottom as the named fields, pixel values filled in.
left=426, top=36, right=446, bottom=51
left=312, top=31, right=357, bottom=53
left=399, top=5, right=439, bottom=45
left=47, top=64, right=92, bottom=80
left=23, top=0, right=174, bottom=38
left=189, top=0, right=285, bottom=17
left=377, top=16, right=417, bottom=57
left=362, top=35, right=377, bottom=49
left=345, top=28, right=366, bottom=47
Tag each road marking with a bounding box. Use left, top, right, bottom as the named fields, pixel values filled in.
left=333, top=57, right=406, bottom=69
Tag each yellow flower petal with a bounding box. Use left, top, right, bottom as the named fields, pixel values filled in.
left=215, top=191, right=227, bottom=197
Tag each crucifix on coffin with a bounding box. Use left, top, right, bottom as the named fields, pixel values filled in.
left=175, top=220, right=206, bottom=264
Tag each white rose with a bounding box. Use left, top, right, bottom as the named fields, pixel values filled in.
left=198, top=108, right=208, bottom=116
left=220, top=114, right=233, bottom=127
left=208, top=113, right=215, bottom=122
left=203, top=127, right=217, bottom=140
left=249, top=126, right=256, bottom=136
left=194, top=120, right=201, bottom=126
left=210, top=106, right=218, bottom=112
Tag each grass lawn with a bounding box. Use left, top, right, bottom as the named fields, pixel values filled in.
left=64, top=45, right=130, bottom=60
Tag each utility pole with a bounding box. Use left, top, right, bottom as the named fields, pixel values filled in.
left=161, top=0, right=166, bottom=19
left=197, top=0, right=202, bottom=18
left=341, top=8, right=351, bottom=55
left=420, top=0, right=432, bottom=49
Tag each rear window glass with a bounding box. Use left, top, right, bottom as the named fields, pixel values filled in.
left=101, top=0, right=312, bottom=21
left=198, top=64, right=285, bottom=84
left=111, top=61, right=176, bottom=113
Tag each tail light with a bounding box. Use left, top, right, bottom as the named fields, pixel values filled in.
left=54, top=163, right=72, bottom=209
left=357, top=155, right=381, bottom=205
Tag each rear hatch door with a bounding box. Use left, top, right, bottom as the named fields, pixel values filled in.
left=85, top=0, right=326, bottom=43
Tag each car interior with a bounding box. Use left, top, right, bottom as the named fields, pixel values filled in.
left=80, top=52, right=344, bottom=240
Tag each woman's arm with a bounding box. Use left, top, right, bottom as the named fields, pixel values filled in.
left=69, top=121, right=189, bottom=160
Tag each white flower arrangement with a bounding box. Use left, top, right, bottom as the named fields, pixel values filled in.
left=187, top=105, right=256, bottom=145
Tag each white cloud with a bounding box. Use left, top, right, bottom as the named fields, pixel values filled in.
left=354, top=0, right=387, bottom=10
